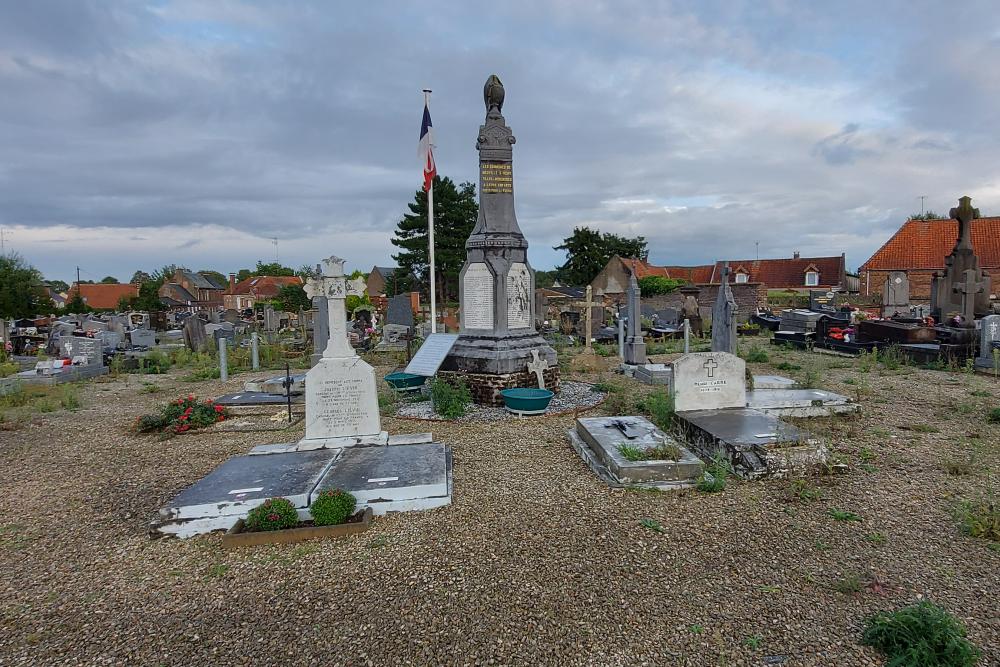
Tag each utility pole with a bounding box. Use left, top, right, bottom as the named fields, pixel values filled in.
left=917, top=195, right=927, bottom=217
left=272, top=237, right=279, bottom=262
left=77, top=266, right=81, bottom=286
left=755, top=241, right=759, bottom=261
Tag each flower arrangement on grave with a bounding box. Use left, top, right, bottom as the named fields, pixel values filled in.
left=132, top=394, right=231, bottom=435
left=245, top=497, right=299, bottom=532
left=309, top=489, right=357, bottom=526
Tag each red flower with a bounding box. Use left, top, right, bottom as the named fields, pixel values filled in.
left=267, top=513, right=279, bottom=521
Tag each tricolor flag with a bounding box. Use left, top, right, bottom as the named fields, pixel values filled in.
left=418, top=102, right=436, bottom=192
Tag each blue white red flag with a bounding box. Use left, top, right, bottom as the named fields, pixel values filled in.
left=418, top=103, right=436, bottom=192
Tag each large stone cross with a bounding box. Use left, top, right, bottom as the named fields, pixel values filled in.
left=304, top=256, right=367, bottom=359
left=527, top=349, right=548, bottom=389
left=955, top=268, right=987, bottom=325
left=949, top=195, right=980, bottom=251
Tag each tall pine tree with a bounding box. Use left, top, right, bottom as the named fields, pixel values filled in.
left=391, top=176, right=477, bottom=304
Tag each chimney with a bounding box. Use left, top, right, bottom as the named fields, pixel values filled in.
left=793, top=251, right=800, bottom=260
left=228, top=273, right=236, bottom=292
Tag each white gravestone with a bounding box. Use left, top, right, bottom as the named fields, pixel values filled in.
left=670, top=352, right=746, bottom=412
left=506, top=263, right=531, bottom=329
left=299, top=256, right=382, bottom=448
left=463, top=263, right=494, bottom=330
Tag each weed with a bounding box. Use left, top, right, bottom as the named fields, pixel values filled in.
left=866, top=532, right=887, bottom=545
left=430, top=378, right=471, bottom=419
left=828, top=508, right=862, bottom=522
left=987, top=408, right=1000, bottom=424
left=647, top=441, right=683, bottom=461
left=880, top=345, right=906, bottom=371
left=643, top=390, right=675, bottom=431
left=591, top=381, right=618, bottom=394
left=741, top=346, right=769, bottom=363
left=758, top=585, right=781, bottom=594
left=743, top=635, right=762, bottom=650
left=843, top=378, right=855, bottom=385
left=969, top=390, right=990, bottom=398
left=593, top=343, right=614, bottom=357
left=955, top=402, right=976, bottom=415
left=639, top=518, right=664, bottom=533
left=814, top=539, right=831, bottom=551
left=798, top=367, right=820, bottom=389
left=832, top=574, right=862, bottom=594
left=861, top=600, right=980, bottom=667
left=911, top=424, right=940, bottom=433
left=617, top=443, right=646, bottom=462
left=58, top=384, right=80, bottom=411
left=377, top=388, right=398, bottom=413
left=943, top=457, right=977, bottom=476
left=953, top=495, right=1000, bottom=542
left=783, top=477, right=823, bottom=503
left=859, top=447, right=876, bottom=463
left=36, top=399, right=57, bottom=413
left=776, top=361, right=802, bottom=372
left=366, top=536, right=391, bottom=549
left=602, top=390, right=635, bottom=416
left=696, top=456, right=730, bottom=493
left=689, top=624, right=704, bottom=634
left=140, top=383, right=161, bottom=394
left=206, top=563, right=229, bottom=579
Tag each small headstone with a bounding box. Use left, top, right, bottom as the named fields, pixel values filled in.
left=59, top=336, right=103, bottom=366
left=882, top=272, right=909, bottom=315
left=129, top=328, right=156, bottom=348
left=386, top=294, right=414, bottom=328
left=976, top=314, right=1000, bottom=370
left=263, top=305, right=279, bottom=332
left=183, top=316, right=208, bottom=352
left=669, top=351, right=746, bottom=412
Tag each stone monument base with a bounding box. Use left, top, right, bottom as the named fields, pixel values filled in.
left=437, top=367, right=560, bottom=406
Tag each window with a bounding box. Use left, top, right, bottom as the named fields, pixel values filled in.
left=735, top=273, right=749, bottom=284
left=805, top=271, right=819, bottom=286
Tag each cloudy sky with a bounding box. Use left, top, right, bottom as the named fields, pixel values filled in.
left=2, top=1, right=999, bottom=283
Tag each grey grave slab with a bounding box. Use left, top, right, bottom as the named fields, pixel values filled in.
left=677, top=408, right=826, bottom=478
left=752, top=375, right=797, bottom=390
left=404, top=333, right=460, bottom=377
left=214, top=391, right=305, bottom=406
left=129, top=328, right=156, bottom=348
left=747, top=389, right=857, bottom=417
left=570, top=416, right=703, bottom=487
left=634, top=363, right=672, bottom=386
left=244, top=373, right=306, bottom=395
left=155, top=449, right=340, bottom=536
left=59, top=336, right=103, bottom=366
left=314, top=442, right=452, bottom=514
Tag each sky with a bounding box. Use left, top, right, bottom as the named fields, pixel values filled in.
left=1, top=1, right=999, bottom=284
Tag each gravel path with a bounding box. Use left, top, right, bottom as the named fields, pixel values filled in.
left=395, top=380, right=607, bottom=422
left=0, top=348, right=998, bottom=666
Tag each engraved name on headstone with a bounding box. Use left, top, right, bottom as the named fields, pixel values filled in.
left=463, top=263, right=494, bottom=330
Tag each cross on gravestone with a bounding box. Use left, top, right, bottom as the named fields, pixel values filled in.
left=703, top=357, right=718, bottom=378
left=304, top=256, right=367, bottom=359
left=955, top=268, right=987, bottom=325
left=949, top=195, right=980, bottom=252
left=527, top=349, right=548, bottom=389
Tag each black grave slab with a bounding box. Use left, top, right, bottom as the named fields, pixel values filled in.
left=314, top=442, right=451, bottom=513
left=214, top=391, right=305, bottom=406
left=160, top=449, right=338, bottom=522
left=677, top=408, right=824, bottom=478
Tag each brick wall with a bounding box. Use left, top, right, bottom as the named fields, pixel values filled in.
left=438, top=367, right=561, bottom=407
left=862, top=270, right=935, bottom=301
left=696, top=284, right=765, bottom=324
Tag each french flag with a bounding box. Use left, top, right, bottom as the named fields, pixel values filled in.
left=418, top=102, right=436, bottom=192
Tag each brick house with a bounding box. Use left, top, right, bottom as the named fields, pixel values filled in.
left=711, top=253, right=847, bottom=292
left=366, top=266, right=401, bottom=297
left=859, top=217, right=1000, bottom=302
left=67, top=283, right=139, bottom=310
left=158, top=269, right=225, bottom=309
left=223, top=275, right=304, bottom=310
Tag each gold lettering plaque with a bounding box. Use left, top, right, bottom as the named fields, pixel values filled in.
left=480, top=162, right=513, bottom=194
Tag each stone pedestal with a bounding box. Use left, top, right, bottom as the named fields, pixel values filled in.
left=438, top=365, right=559, bottom=407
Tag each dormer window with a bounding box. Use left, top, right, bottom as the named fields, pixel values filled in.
left=735, top=272, right=749, bottom=284
left=805, top=271, right=819, bottom=286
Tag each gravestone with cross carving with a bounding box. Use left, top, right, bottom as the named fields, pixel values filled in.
left=298, top=256, right=382, bottom=448
left=955, top=268, right=987, bottom=327
left=932, top=195, right=991, bottom=320
left=975, top=314, right=1000, bottom=371
left=669, top=351, right=746, bottom=412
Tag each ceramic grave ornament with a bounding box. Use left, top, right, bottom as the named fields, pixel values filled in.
left=299, top=256, right=382, bottom=448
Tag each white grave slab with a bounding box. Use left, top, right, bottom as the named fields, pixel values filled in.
left=670, top=351, right=746, bottom=412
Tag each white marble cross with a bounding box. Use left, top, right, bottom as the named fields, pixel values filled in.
left=304, top=256, right=367, bottom=359
left=527, top=349, right=548, bottom=389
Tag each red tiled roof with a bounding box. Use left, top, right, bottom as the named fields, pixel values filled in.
left=711, top=256, right=845, bottom=289
left=860, top=217, right=1000, bottom=271
left=225, top=276, right=303, bottom=298
left=620, top=258, right=670, bottom=279
left=620, top=258, right=714, bottom=283
left=67, top=283, right=138, bottom=310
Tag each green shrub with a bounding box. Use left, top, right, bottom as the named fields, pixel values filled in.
left=309, top=489, right=357, bottom=526
left=741, top=346, right=769, bottom=363
left=861, top=600, right=980, bottom=667
left=603, top=390, right=636, bottom=416
left=430, top=378, right=471, bottom=419
left=697, top=456, right=730, bottom=493
left=775, top=361, right=802, bottom=371
left=0, top=362, right=19, bottom=378
left=593, top=343, right=614, bottom=357
left=245, top=497, right=299, bottom=532
left=591, top=381, right=618, bottom=394
left=828, top=508, right=862, bottom=522
left=140, top=350, right=171, bottom=374
left=953, top=496, right=1000, bottom=542
left=987, top=408, right=1000, bottom=424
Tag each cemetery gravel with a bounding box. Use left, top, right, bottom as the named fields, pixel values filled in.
left=1, top=349, right=998, bottom=666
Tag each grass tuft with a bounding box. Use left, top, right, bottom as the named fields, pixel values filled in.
left=861, top=600, right=980, bottom=667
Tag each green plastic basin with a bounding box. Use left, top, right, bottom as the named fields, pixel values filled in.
left=384, top=372, right=426, bottom=390
left=500, top=388, right=554, bottom=415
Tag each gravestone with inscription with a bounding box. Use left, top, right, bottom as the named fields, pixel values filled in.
left=669, top=351, right=746, bottom=412
left=298, top=256, right=383, bottom=449
left=931, top=196, right=991, bottom=321
left=975, top=314, right=1000, bottom=371
left=59, top=336, right=103, bottom=366
left=440, top=74, right=558, bottom=404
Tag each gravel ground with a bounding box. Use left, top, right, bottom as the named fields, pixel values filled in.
left=0, top=345, right=998, bottom=666
left=394, top=380, right=607, bottom=422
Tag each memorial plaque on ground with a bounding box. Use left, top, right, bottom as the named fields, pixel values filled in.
left=404, top=334, right=460, bottom=377
left=59, top=337, right=102, bottom=366
left=670, top=351, right=746, bottom=412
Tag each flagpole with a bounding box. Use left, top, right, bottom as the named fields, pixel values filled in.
left=424, top=88, right=437, bottom=334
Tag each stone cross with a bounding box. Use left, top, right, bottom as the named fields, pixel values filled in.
left=949, top=195, right=980, bottom=252
left=527, top=349, right=548, bottom=389
left=304, top=256, right=366, bottom=359
left=703, top=357, right=718, bottom=378
left=583, top=285, right=595, bottom=351
left=955, top=268, right=987, bottom=325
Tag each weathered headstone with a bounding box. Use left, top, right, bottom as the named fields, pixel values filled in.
left=526, top=349, right=548, bottom=389
left=299, top=256, right=381, bottom=448
left=931, top=196, right=991, bottom=320
left=263, top=305, right=279, bottom=332
left=976, top=314, right=1000, bottom=371
left=956, top=268, right=987, bottom=327
left=129, top=328, right=156, bottom=348
left=386, top=293, right=414, bottom=328
left=59, top=336, right=103, bottom=366
left=882, top=271, right=909, bottom=316
left=669, top=351, right=746, bottom=412
left=711, top=264, right=737, bottom=354
left=623, top=271, right=647, bottom=365
left=183, top=316, right=208, bottom=352
left=311, top=292, right=329, bottom=367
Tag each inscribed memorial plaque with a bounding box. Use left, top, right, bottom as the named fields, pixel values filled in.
left=480, top=161, right=513, bottom=194
left=506, top=263, right=531, bottom=329
left=463, top=263, right=494, bottom=330
left=405, top=334, right=460, bottom=377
